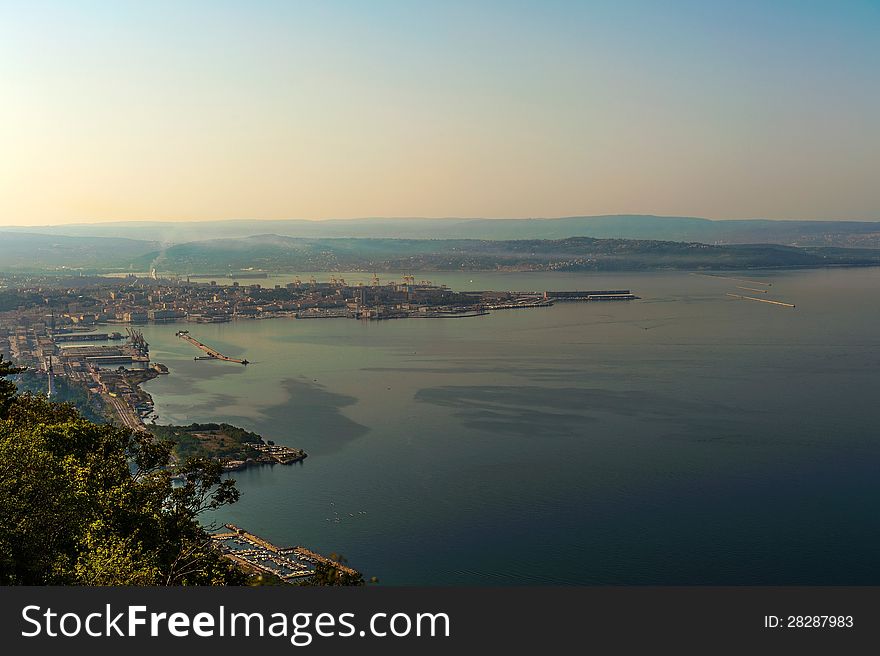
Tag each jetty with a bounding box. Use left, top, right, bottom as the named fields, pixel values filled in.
left=726, top=293, right=795, bottom=308
left=175, top=330, right=249, bottom=364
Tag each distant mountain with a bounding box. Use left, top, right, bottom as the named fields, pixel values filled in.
left=453, top=216, right=880, bottom=247
left=130, top=235, right=880, bottom=274
left=3, top=229, right=880, bottom=274
left=0, top=232, right=159, bottom=271
left=4, top=215, right=880, bottom=248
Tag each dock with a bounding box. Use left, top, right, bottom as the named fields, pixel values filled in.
left=544, top=290, right=639, bottom=301
left=175, top=330, right=248, bottom=364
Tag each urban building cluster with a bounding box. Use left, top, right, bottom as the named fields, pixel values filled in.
left=0, top=273, right=636, bottom=430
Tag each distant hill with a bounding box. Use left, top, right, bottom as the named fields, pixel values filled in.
left=130, top=235, right=880, bottom=274
left=0, top=232, right=159, bottom=271
left=3, top=228, right=880, bottom=274
left=4, top=215, right=880, bottom=248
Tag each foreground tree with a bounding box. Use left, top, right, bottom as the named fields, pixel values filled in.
left=0, top=360, right=244, bottom=585
left=0, top=355, right=23, bottom=416
left=301, top=554, right=374, bottom=587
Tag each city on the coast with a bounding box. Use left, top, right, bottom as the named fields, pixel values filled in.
left=0, top=271, right=637, bottom=582
left=0, top=272, right=637, bottom=431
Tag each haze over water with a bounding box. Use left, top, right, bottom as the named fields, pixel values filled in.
left=139, top=268, right=880, bottom=584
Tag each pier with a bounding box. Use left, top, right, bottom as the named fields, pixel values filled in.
left=544, top=290, right=639, bottom=301
left=726, top=293, right=795, bottom=308
left=175, top=330, right=249, bottom=364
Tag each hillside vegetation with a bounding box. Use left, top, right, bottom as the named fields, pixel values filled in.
left=131, top=235, right=880, bottom=273
left=6, top=215, right=880, bottom=247
left=0, top=355, right=244, bottom=585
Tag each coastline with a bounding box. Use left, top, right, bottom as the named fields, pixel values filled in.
left=147, top=422, right=307, bottom=473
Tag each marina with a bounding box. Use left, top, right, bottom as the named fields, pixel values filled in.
left=212, top=524, right=359, bottom=583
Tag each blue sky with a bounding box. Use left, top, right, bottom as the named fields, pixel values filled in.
left=1, top=0, right=878, bottom=224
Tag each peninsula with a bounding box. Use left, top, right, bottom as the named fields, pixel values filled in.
left=148, top=422, right=306, bottom=471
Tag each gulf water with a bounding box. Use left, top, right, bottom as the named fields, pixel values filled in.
left=139, top=268, right=880, bottom=584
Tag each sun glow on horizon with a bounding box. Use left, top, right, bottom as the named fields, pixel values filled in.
left=1, top=0, right=879, bottom=226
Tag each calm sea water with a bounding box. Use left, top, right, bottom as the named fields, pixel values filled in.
left=139, top=269, right=880, bottom=584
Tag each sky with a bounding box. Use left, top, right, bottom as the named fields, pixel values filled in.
left=1, top=0, right=878, bottom=226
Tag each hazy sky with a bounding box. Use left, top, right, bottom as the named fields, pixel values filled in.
left=1, top=0, right=878, bottom=225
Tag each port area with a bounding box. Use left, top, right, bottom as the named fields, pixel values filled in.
left=212, top=525, right=358, bottom=583
left=1, top=276, right=639, bottom=430
left=8, top=327, right=163, bottom=430
left=175, top=330, right=248, bottom=364
left=356, top=289, right=639, bottom=319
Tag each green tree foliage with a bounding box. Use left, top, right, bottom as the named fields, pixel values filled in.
left=0, top=356, right=23, bottom=416
left=0, top=360, right=245, bottom=585
left=300, top=554, right=370, bottom=587
left=147, top=423, right=263, bottom=461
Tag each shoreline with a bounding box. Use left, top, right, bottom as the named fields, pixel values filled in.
left=149, top=422, right=307, bottom=473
